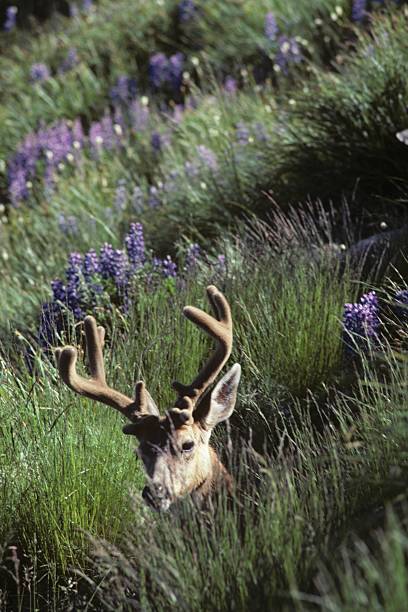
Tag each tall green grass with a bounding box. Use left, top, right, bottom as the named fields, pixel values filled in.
left=0, top=229, right=356, bottom=605
left=87, top=347, right=408, bottom=611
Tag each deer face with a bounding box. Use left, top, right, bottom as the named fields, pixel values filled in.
left=55, top=286, right=240, bottom=512
left=135, top=422, right=211, bottom=511
left=124, top=364, right=241, bottom=511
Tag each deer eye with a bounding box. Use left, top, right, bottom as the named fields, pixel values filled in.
left=182, top=441, right=195, bottom=453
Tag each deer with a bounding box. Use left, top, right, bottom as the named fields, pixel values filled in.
left=55, top=285, right=241, bottom=511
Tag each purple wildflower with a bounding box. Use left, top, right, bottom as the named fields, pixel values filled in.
left=125, top=222, right=145, bottom=268
left=179, top=0, right=196, bottom=21
left=168, top=53, right=184, bottom=91
left=149, top=53, right=169, bottom=88
left=185, top=243, right=201, bottom=271
left=59, top=47, right=78, bottom=73
left=4, top=6, right=17, bottom=31
left=51, top=279, right=66, bottom=303
left=224, top=76, right=237, bottom=95
left=83, top=0, right=93, bottom=11
left=264, top=12, right=278, bottom=40
left=343, top=291, right=380, bottom=352
left=151, top=132, right=163, bottom=153
left=162, top=255, right=178, bottom=278
left=83, top=249, right=100, bottom=278
left=148, top=52, right=184, bottom=92
left=352, top=0, right=367, bottom=22
left=110, top=75, right=137, bottom=104
left=275, top=36, right=302, bottom=74
left=129, top=99, right=150, bottom=132
left=30, top=63, right=50, bottom=83
left=216, top=254, right=226, bottom=272
left=9, top=168, right=29, bottom=206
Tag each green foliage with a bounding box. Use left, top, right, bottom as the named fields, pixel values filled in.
left=1, top=0, right=408, bottom=609
left=88, top=348, right=408, bottom=611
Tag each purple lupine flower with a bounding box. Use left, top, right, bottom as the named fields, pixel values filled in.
left=110, top=75, right=137, bottom=104
left=59, top=47, right=78, bottom=73
left=264, top=12, right=278, bottom=40
left=185, top=243, right=201, bottom=271
left=110, top=249, right=128, bottom=289
left=216, top=254, right=226, bottom=273
left=343, top=291, right=380, bottom=352
left=83, top=249, right=100, bottom=278
left=352, top=0, right=367, bottom=22
left=9, top=168, right=29, bottom=206
left=30, top=63, right=51, bottom=83
left=275, top=36, right=302, bottom=73
left=151, top=132, right=164, bottom=153
left=89, top=112, right=118, bottom=151
left=171, top=104, right=185, bottom=123
left=163, top=255, right=177, bottom=278
left=178, top=0, right=196, bottom=21
left=99, top=244, right=129, bottom=291
left=114, top=180, right=128, bottom=212
left=151, top=131, right=171, bottom=153
left=149, top=53, right=169, bottom=88
left=129, top=99, right=150, bottom=132
left=99, top=243, right=116, bottom=279
left=89, top=121, right=105, bottom=150
left=125, top=222, right=145, bottom=268
left=236, top=122, right=250, bottom=144
left=4, top=5, right=17, bottom=31
left=196, top=145, right=218, bottom=171
left=43, top=121, right=73, bottom=167
left=51, top=279, right=66, bottom=302
left=224, top=76, right=237, bottom=94
left=82, top=0, right=93, bottom=11
left=100, top=113, right=116, bottom=149
left=167, top=53, right=184, bottom=91
left=58, top=213, right=78, bottom=236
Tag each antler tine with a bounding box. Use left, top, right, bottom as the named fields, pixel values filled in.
left=172, top=285, right=233, bottom=411
left=55, top=315, right=152, bottom=420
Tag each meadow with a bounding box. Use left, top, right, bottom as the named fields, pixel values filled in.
left=0, top=0, right=408, bottom=609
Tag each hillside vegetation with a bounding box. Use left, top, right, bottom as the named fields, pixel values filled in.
left=1, top=1, right=408, bottom=610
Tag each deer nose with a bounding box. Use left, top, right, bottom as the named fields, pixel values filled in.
left=153, top=483, right=165, bottom=497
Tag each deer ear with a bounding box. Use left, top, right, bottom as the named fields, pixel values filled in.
left=198, top=364, right=241, bottom=431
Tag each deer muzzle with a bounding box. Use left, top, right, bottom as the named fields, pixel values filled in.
left=142, top=483, right=172, bottom=512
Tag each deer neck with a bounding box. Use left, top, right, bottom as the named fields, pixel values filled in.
left=190, top=446, right=232, bottom=507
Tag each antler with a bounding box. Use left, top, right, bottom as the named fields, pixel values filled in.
left=172, top=285, right=233, bottom=413
left=55, top=316, right=159, bottom=422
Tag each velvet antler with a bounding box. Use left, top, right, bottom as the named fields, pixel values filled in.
left=55, top=316, right=159, bottom=422
left=172, top=285, right=233, bottom=414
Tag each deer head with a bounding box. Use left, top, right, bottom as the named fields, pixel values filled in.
left=55, top=286, right=241, bottom=511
